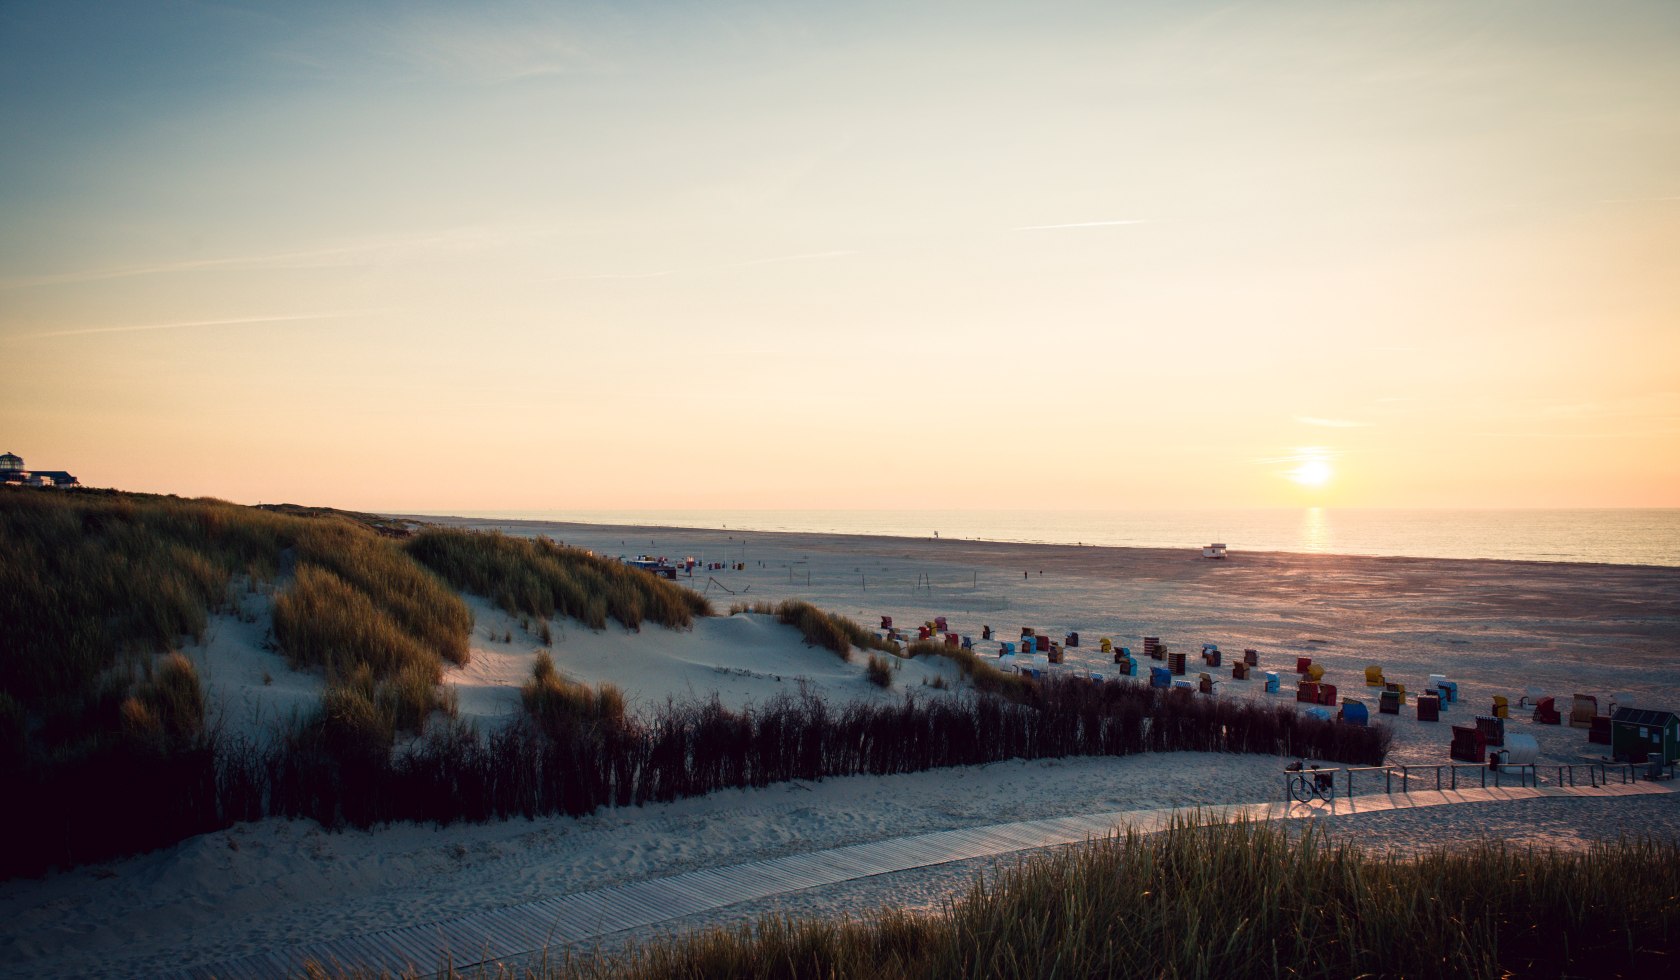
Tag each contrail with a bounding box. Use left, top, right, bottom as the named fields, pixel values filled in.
left=15, top=310, right=380, bottom=340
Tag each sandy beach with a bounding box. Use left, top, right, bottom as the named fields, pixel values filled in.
left=3, top=520, right=1677, bottom=978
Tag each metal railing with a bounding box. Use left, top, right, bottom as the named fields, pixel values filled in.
left=1281, top=760, right=1669, bottom=802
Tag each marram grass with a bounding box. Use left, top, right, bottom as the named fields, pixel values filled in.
left=728, top=599, right=894, bottom=659
left=315, top=818, right=1680, bottom=980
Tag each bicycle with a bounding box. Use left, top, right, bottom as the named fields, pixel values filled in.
left=1285, top=760, right=1336, bottom=804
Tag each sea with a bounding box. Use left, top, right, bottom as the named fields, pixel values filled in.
left=424, top=509, right=1680, bottom=568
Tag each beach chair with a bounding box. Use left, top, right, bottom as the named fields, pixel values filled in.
left=1047, top=643, right=1064, bottom=665
left=1296, top=657, right=1312, bottom=674
left=1167, top=651, right=1187, bottom=675
left=1306, top=663, right=1325, bottom=683
left=1035, top=635, right=1050, bottom=653
left=1143, top=636, right=1163, bottom=659
left=1232, top=662, right=1249, bottom=680
left=945, top=632, right=959, bottom=647
left=1022, top=627, right=1036, bottom=639
left=961, top=636, right=973, bottom=650
left=1438, top=680, right=1458, bottom=704
left=1384, top=682, right=1407, bottom=706
left=1533, top=697, right=1561, bottom=725
left=1297, top=681, right=1320, bottom=703
left=1202, top=645, right=1222, bottom=667
left=1198, top=672, right=1216, bottom=694
left=935, top=616, right=948, bottom=631
left=1364, top=665, right=1384, bottom=687
left=1450, top=725, right=1487, bottom=762
left=1417, top=694, right=1440, bottom=722
left=1305, top=706, right=1331, bottom=721
left=981, top=625, right=992, bottom=640
left=1244, top=648, right=1259, bottom=667
left=917, top=626, right=931, bottom=641
left=1339, top=699, right=1369, bottom=725
left=880, top=616, right=892, bottom=629
left=1491, top=695, right=1509, bottom=719
left=1065, top=632, right=1079, bottom=647
left=1317, top=683, right=1338, bottom=707
left=1099, top=637, right=1112, bottom=654
left=1116, top=657, right=1136, bottom=676
left=1150, top=666, right=1172, bottom=688
left=1000, top=641, right=1016, bottom=655
left=1569, top=694, right=1597, bottom=729
left=1475, top=715, right=1505, bottom=747
left=1264, top=671, right=1281, bottom=694
left=1379, top=690, right=1401, bottom=715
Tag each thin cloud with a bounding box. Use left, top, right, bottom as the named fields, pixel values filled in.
left=1253, top=447, right=1346, bottom=465
left=1014, top=219, right=1149, bottom=231
left=1296, top=417, right=1371, bottom=428
left=1, top=226, right=527, bottom=290
left=15, top=311, right=379, bottom=341
left=547, top=270, right=674, bottom=281
left=734, top=250, right=856, bottom=267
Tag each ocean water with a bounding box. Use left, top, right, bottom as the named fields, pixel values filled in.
left=426, top=508, right=1680, bottom=568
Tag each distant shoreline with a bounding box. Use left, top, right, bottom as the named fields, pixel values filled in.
left=391, top=511, right=1680, bottom=573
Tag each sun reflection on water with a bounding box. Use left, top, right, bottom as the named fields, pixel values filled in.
left=1301, top=507, right=1332, bottom=553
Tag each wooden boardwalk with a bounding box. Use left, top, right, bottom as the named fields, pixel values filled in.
left=165, top=780, right=1673, bottom=979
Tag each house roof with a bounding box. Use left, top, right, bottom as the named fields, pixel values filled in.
left=1611, top=706, right=1678, bottom=726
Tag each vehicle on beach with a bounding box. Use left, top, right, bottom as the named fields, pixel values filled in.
left=625, top=556, right=678, bottom=579
left=1202, top=543, right=1228, bottom=559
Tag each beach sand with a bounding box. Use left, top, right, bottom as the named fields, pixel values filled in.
left=3, top=520, right=1676, bottom=978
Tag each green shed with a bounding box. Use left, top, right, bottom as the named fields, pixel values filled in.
left=1609, top=707, right=1679, bottom=765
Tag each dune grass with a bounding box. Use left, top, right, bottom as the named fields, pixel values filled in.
left=864, top=653, right=893, bottom=688
left=408, top=529, right=711, bottom=632
left=903, top=639, right=1033, bottom=702
left=728, top=600, right=894, bottom=660
left=0, top=488, right=477, bottom=872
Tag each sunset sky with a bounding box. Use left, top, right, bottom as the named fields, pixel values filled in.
left=2, top=0, right=1677, bottom=512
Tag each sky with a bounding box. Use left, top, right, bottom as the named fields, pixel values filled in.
left=2, top=0, right=1677, bottom=512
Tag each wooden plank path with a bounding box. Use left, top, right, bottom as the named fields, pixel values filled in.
left=165, top=780, right=1673, bottom=979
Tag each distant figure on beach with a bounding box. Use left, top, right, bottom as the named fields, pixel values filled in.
left=1024, top=571, right=1028, bottom=579
left=934, top=531, right=939, bottom=539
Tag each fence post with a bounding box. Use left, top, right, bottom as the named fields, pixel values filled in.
left=1436, top=767, right=1442, bottom=791
left=1385, top=768, right=1392, bottom=794
left=1481, top=766, right=1486, bottom=789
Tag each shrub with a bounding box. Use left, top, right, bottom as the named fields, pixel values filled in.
left=865, top=654, right=893, bottom=688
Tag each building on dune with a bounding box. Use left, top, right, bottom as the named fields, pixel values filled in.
left=0, top=451, right=80, bottom=488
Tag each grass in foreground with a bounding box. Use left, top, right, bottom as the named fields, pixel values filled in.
left=315, top=818, right=1680, bottom=980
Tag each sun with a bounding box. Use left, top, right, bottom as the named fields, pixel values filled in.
left=1289, top=458, right=1333, bottom=487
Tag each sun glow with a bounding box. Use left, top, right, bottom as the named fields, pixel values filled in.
left=1288, top=453, right=1334, bottom=488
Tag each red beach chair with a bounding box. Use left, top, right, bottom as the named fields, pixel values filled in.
left=1450, top=725, right=1487, bottom=762
left=1296, top=657, right=1312, bottom=674
left=1533, top=697, right=1562, bottom=724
